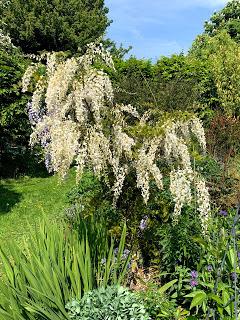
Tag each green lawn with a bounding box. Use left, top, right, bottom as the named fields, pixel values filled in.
left=0, top=170, right=75, bottom=248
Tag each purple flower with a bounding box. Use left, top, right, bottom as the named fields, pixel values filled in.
left=207, top=265, right=213, bottom=272
left=127, top=262, right=132, bottom=270
left=190, top=279, right=198, bottom=287
left=219, top=210, right=228, bottom=217
left=122, top=249, right=130, bottom=260
left=139, top=216, right=148, bottom=231
left=39, top=126, right=50, bottom=148
left=190, top=270, right=198, bottom=279
left=231, top=272, right=238, bottom=281
left=45, top=153, right=53, bottom=172
left=27, top=101, right=43, bottom=124
left=114, top=248, right=119, bottom=256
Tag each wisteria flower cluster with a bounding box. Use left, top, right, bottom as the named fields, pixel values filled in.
left=22, top=43, right=210, bottom=231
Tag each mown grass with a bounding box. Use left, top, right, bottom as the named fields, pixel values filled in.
left=0, top=170, right=75, bottom=248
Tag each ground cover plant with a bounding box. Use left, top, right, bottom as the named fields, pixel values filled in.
left=66, top=286, right=150, bottom=320
left=1, top=0, right=240, bottom=319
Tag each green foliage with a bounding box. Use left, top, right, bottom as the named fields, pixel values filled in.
left=206, top=115, right=240, bottom=163
left=0, top=46, right=32, bottom=175
left=111, top=54, right=200, bottom=114
left=194, top=154, right=239, bottom=209
left=205, top=0, right=240, bottom=42
left=66, top=170, right=205, bottom=275
left=157, top=207, right=202, bottom=272
left=0, top=0, right=111, bottom=54
left=0, top=219, right=130, bottom=319
left=207, top=31, right=240, bottom=116
left=66, top=285, right=150, bottom=320
left=165, top=209, right=240, bottom=318
left=66, top=171, right=166, bottom=267
left=137, top=285, right=177, bottom=319
left=66, top=171, right=115, bottom=220
left=103, top=39, right=132, bottom=59
left=190, top=31, right=240, bottom=117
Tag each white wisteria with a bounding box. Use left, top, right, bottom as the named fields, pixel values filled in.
left=22, top=43, right=210, bottom=231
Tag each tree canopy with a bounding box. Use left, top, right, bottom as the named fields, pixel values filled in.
left=204, top=0, right=240, bottom=42
left=0, top=0, right=111, bottom=54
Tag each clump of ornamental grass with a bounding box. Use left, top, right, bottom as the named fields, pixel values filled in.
left=22, top=42, right=210, bottom=232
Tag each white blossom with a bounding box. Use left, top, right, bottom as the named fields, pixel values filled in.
left=170, top=168, right=193, bottom=222
left=23, top=43, right=211, bottom=232
left=195, top=177, right=211, bottom=234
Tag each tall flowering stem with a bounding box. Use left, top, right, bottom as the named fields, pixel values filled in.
left=22, top=43, right=210, bottom=232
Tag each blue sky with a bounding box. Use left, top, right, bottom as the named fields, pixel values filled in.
left=105, top=0, right=229, bottom=60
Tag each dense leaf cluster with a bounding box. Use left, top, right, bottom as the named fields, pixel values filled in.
left=205, top=0, right=240, bottom=42
left=66, top=286, right=150, bottom=320
left=0, top=0, right=111, bottom=54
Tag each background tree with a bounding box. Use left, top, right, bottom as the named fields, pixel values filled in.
left=0, top=34, right=34, bottom=176
left=0, top=0, right=111, bottom=54
left=204, top=0, right=240, bottom=42
left=190, top=31, right=240, bottom=117
left=110, top=54, right=206, bottom=117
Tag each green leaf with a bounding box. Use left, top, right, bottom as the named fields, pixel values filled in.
left=185, top=290, right=205, bottom=298
left=158, top=279, right=178, bottom=294
left=208, top=293, right=223, bottom=305
left=190, top=291, right=207, bottom=309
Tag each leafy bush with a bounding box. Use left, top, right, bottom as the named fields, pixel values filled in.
left=66, top=285, right=150, bottom=320
left=0, top=220, right=130, bottom=320
left=195, top=153, right=239, bottom=209
left=157, top=207, right=202, bottom=272
left=66, top=171, right=118, bottom=228
left=111, top=54, right=200, bottom=114
left=137, top=287, right=177, bottom=319
left=0, top=45, right=34, bottom=176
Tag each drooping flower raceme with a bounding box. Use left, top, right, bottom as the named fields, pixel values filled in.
left=22, top=43, right=210, bottom=231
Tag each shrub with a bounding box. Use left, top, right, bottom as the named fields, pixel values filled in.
left=0, top=43, right=34, bottom=176
left=66, top=285, right=150, bottom=320
left=22, top=44, right=210, bottom=232
left=137, top=287, right=178, bottom=319
left=157, top=207, right=202, bottom=272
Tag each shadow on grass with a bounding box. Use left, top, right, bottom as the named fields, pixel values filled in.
left=0, top=185, right=22, bottom=214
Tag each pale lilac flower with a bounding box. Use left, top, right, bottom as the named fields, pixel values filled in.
left=27, top=102, right=42, bottom=124
left=45, top=153, right=52, bottom=172
left=231, top=272, right=238, bottom=281
left=219, top=210, right=228, bottom=217
left=190, top=270, right=198, bottom=279
left=190, top=279, right=198, bottom=287
left=40, top=126, right=50, bottom=148
left=207, top=265, right=213, bottom=272
left=122, top=249, right=130, bottom=260
left=139, top=216, right=148, bottom=231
